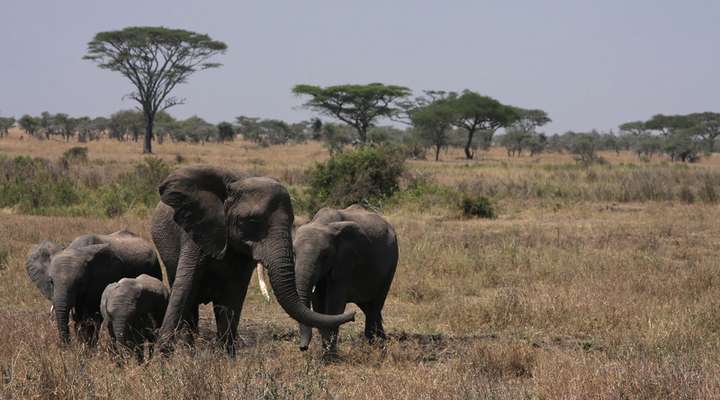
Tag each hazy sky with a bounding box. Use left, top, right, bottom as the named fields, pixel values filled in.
left=1, top=0, right=718, bottom=133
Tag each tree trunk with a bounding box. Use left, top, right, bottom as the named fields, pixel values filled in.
left=144, top=113, right=154, bottom=154
left=435, top=144, right=441, bottom=161
left=464, top=130, right=475, bottom=159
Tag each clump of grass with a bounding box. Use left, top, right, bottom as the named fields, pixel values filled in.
left=61, top=146, right=88, bottom=164
left=461, top=194, right=496, bottom=219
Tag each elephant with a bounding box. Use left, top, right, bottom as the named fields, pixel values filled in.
left=150, top=165, right=355, bottom=356
left=26, top=230, right=162, bottom=345
left=290, top=205, right=398, bottom=353
left=101, top=274, right=169, bottom=362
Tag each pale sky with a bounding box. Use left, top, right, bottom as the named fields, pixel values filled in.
left=1, top=0, right=718, bottom=133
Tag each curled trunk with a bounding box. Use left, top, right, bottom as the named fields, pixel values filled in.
left=261, top=230, right=353, bottom=330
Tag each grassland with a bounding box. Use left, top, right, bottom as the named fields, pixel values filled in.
left=1, top=128, right=720, bottom=399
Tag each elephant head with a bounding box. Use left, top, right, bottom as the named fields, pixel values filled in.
left=26, top=242, right=111, bottom=343
left=26, top=240, right=65, bottom=300
left=158, top=166, right=354, bottom=330
left=293, top=221, right=368, bottom=350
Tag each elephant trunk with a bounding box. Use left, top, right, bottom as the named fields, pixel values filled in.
left=295, top=260, right=321, bottom=351
left=259, top=229, right=354, bottom=330
left=53, top=301, right=71, bottom=344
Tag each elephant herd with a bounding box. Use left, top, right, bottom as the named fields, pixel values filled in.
left=25, top=165, right=398, bottom=360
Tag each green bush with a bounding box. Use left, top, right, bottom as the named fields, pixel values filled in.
left=461, top=195, right=496, bottom=219
left=305, top=146, right=405, bottom=212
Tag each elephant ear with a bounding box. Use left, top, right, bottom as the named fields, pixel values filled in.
left=159, top=165, right=244, bottom=259
left=328, top=221, right=369, bottom=281
left=26, top=241, right=65, bottom=300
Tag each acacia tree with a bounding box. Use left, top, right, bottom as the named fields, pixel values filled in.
left=292, top=83, right=411, bottom=144
left=18, top=115, right=40, bottom=137
left=84, top=27, right=227, bottom=153
left=0, top=116, right=15, bottom=138
left=447, top=90, right=519, bottom=159
left=687, top=112, right=720, bottom=153
left=411, top=98, right=456, bottom=161
left=618, top=121, right=648, bottom=136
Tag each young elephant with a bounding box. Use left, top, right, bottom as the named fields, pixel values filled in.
left=101, top=274, right=169, bottom=361
left=26, top=230, right=162, bottom=345
left=288, top=205, right=398, bottom=353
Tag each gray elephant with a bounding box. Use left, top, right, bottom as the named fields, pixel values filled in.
left=150, top=165, right=355, bottom=356
left=101, top=274, right=169, bottom=361
left=291, top=205, right=398, bottom=353
left=26, top=230, right=162, bottom=345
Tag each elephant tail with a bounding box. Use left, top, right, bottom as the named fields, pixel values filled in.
left=256, top=263, right=271, bottom=303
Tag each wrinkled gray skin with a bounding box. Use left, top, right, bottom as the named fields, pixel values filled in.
left=101, top=274, right=169, bottom=362
left=26, top=230, right=162, bottom=345
left=150, top=165, right=355, bottom=356
left=294, top=205, right=398, bottom=353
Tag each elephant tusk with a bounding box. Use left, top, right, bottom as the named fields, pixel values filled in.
left=256, top=263, right=271, bottom=303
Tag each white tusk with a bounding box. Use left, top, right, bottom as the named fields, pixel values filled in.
left=256, top=263, right=271, bottom=303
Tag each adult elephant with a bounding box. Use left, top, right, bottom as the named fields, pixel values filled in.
left=26, top=230, right=162, bottom=345
left=151, top=165, right=355, bottom=355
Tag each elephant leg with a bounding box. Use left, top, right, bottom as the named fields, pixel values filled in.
left=318, top=282, right=347, bottom=356
left=179, top=305, right=200, bottom=347
left=213, top=304, right=240, bottom=357
left=358, top=301, right=386, bottom=343
left=214, top=264, right=253, bottom=357
left=158, top=241, right=203, bottom=353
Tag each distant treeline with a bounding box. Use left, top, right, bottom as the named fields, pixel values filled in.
left=2, top=105, right=718, bottom=164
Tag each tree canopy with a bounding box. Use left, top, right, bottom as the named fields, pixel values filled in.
left=447, top=91, right=520, bottom=159
left=292, top=83, right=411, bottom=144
left=84, top=26, right=227, bottom=153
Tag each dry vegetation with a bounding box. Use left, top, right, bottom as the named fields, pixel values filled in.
left=2, top=128, right=720, bottom=399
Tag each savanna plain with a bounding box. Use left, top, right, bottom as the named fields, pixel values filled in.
left=1, top=128, right=720, bottom=399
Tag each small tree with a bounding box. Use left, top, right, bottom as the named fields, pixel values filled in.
left=410, top=99, right=456, bottom=161
left=0, top=116, right=15, bottom=138
left=176, top=116, right=217, bottom=144
left=84, top=27, right=227, bottom=153
left=686, top=112, right=720, bottom=154
left=18, top=115, right=40, bottom=137
left=217, top=121, right=236, bottom=142
left=292, top=83, right=411, bottom=144
left=109, top=110, right=144, bottom=141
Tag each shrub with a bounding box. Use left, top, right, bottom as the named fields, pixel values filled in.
left=461, top=194, right=496, bottom=219
left=305, top=146, right=405, bottom=212
left=61, top=147, right=88, bottom=163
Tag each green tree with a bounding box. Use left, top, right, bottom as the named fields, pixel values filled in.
left=18, top=115, right=40, bottom=137
left=448, top=91, right=520, bottom=159
left=217, top=121, right=236, bottom=142
left=410, top=99, right=456, bottom=161
left=175, top=116, right=217, bottom=144
left=84, top=26, right=227, bottom=153
left=109, top=110, right=144, bottom=141
left=292, top=83, right=411, bottom=144
left=686, top=112, right=720, bottom=153
left=0, top=116, right=15, bottom=138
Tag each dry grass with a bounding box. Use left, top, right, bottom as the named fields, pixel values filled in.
left=1, top=132, right=720, bottom=398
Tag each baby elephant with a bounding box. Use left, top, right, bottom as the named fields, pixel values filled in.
left=101, top=274, right=169, bottom=361
left=290, top=205, right=398, bottom=353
